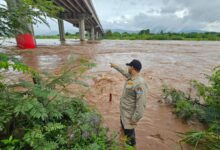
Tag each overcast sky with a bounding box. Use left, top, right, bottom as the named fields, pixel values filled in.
left=1, top=0, right=220, bottom=34
left=92, top=0, right=220, bottom=33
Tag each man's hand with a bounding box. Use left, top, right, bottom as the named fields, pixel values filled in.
left=130, top=121, right=137, bottom=125
left=110, top=63, right=116, bottom=68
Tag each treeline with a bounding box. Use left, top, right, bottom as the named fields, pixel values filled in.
left=35, top=32, right=81, bottom=39
left=104, top=29, right=220, bottom=41
left=35, top=29, right=220, bottom=41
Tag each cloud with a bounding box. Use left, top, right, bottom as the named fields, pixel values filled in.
left=94, top=0, right=220, bottom=32
left=203, top=22, right=220, bottom=32
left=102, top=12, right=205, bottom=33
left=175, top=9, right=189, bottom=19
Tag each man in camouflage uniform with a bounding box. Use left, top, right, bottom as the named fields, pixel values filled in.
left=110, top=59, right=147, bottom=147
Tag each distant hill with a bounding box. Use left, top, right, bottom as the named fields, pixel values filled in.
left=104, top=28, right=210, bottom=34
left=105, top=29, right=139, bottom=33
left=177, top=29, right=206, bottom=33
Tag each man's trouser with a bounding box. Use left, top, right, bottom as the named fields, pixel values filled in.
left=120, top=119, right=136, bottom=146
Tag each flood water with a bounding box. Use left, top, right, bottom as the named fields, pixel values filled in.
left=5, top=39, right=220, bottom=150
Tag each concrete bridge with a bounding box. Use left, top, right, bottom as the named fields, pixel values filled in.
left=54, top=0, right=104, bottom=41
left=6, top=0, right=103, bottom=44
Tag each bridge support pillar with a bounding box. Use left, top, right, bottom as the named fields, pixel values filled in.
left=91, top=27, right=95, bottom=40
left=96, top=32, right=99, bottom=40
left=100, top=34, right=102, bottom=39
left=79, top=18, right=85, bottom=41
left=58, top=19, right=65, bottom=42
left=87, top=31, right=90, bottom=39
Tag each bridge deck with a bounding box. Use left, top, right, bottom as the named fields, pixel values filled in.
left=54, top=0, right=103, bottom=33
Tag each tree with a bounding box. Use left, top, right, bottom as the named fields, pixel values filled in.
left=75, top=32, right=79, bottom=36
left=65, top=32, right=71, bottom=36
left=105, top=30, right=112, bottom=36
left=0, top=0, right=63, bottom=38
left=139, top=29, right=150, bottom=35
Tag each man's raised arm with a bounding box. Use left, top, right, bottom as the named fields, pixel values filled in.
left=110, top=63, right=131, bottom=79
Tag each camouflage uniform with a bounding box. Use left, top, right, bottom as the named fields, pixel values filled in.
left=112, top=65, right=147, bottom=129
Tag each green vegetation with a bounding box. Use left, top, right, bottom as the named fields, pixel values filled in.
left=0, top=53, right=119, bottom=149
left=0, top=0, right=62, bottom=38
left=104, top=29, right=220, bottom=41
left=162, top=67, right=220, bottom=150
left=34, top=29, right=220, bottom=41
left=35, top=32, right=81, bottom=39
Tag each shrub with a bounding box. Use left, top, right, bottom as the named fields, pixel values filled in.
left=0, top=53, right=119, bottom=150
left=162, top=67, right=220, bottom=150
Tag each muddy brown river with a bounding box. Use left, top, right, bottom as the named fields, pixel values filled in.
left=5, top=40, right=220, bottom=150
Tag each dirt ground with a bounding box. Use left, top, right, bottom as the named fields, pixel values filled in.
left=7, top=39, right=220, bottom=150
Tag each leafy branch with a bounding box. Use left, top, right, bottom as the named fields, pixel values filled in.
left=0, top=53, right=119, bottom=149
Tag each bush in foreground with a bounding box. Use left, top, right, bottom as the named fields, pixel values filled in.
left=162, top=66, right=220, bottom=150
left=0, top=53, right=119, bottom=150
